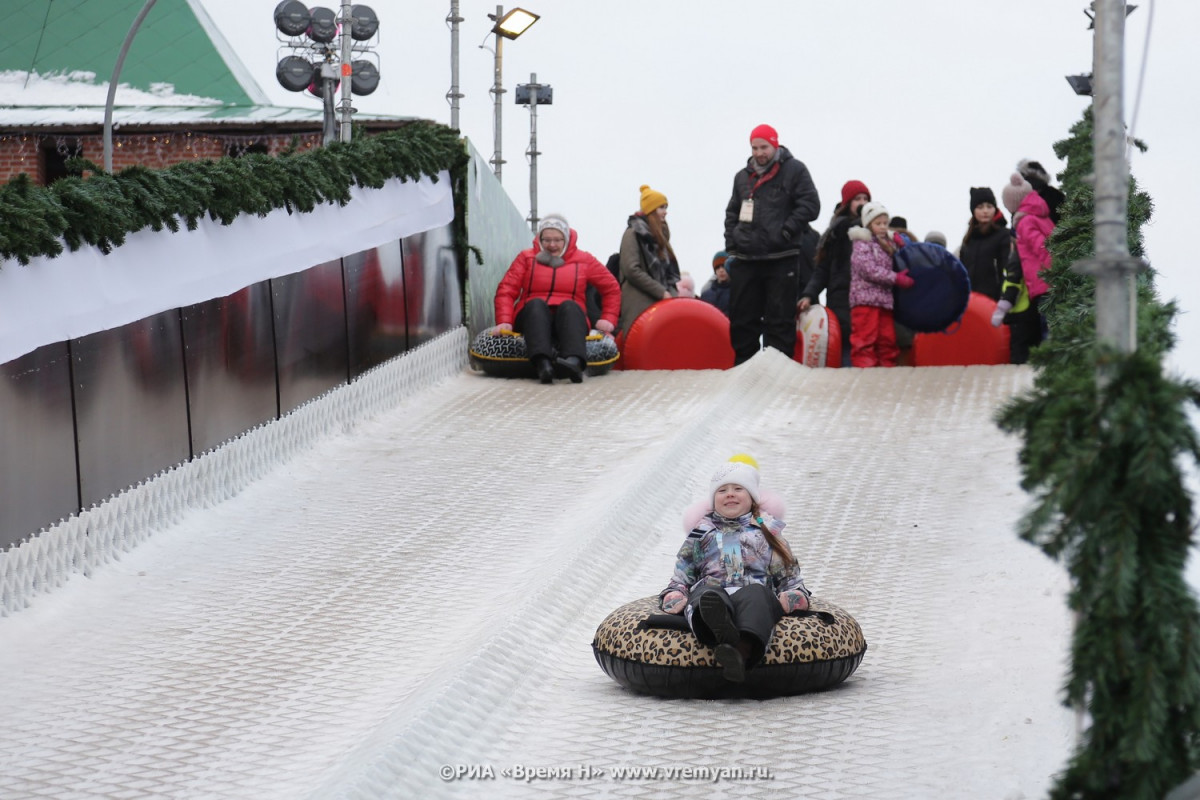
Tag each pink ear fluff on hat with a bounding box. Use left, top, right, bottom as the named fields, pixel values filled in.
left=681, top=489, right=786, bottom=531
left=749, top=124, right=779, bottom=148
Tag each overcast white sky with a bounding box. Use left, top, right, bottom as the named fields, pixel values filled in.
left=203, top=1, right=1197, bottom=379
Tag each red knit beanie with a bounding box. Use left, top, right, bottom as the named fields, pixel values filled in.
left=840, top=179, right=871, bottom=207
left=749, top=124, right=779, bottom=148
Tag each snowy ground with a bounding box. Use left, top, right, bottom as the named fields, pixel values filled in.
left=0, top=344, right=1078, bottom=799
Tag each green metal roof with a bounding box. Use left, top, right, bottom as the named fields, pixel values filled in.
left=4, top=0, right=265, bottom=106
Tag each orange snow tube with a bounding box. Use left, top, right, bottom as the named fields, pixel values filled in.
left=911, top=292, right=1011, bottom=366
left=620, top=299, right=735, bottom=371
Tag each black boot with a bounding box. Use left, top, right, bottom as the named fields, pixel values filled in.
left=556, top=356, right=585, bottom=383
left=714, top=643, right=746, bottom=683
left=534, top=357, right=554, bottom=384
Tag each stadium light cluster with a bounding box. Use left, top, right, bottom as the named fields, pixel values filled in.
left=273, top=1, right=380, bottom=98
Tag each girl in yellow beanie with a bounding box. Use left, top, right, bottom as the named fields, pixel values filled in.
left=618, top=184, right=683, bottom=333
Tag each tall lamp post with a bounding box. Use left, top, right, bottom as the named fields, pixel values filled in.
left=1071, top=0, right=1144, bottom=361
left=516, top=74, right=552, bottom=233
left=446, top=1, right=464, bottom=129
left=484, top=6, right=539, bottom=182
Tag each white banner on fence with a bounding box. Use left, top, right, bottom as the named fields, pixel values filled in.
left=0, top=172, right=453, bottom=366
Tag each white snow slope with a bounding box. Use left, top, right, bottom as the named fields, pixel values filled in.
left=0, top=334, right=1074, bottom=800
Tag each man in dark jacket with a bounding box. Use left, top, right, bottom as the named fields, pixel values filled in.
left=724, top=124, right=821, bottom=365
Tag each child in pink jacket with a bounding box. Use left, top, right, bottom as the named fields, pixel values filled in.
left=1001, top=173, right=1056, bottom=360
left=847, top=202, right=914, bottom=367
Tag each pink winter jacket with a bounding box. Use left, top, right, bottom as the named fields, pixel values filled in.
left=1013, top=192, right=1055, bottom=299
left=848, top=227, right=900, bottom=310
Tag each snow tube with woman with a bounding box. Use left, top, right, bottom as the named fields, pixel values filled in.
left=469, top=329, right=619, bottom=379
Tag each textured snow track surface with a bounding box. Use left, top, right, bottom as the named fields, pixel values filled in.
left=0, top=338, right=1074, bottom=800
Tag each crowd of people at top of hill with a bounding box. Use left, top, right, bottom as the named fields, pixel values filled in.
left=489, top=123, right=1063, bottom=382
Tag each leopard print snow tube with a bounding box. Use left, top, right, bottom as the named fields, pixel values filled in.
left=469, top=330, right=619, bottom=378
left=592, top=595, right=867, bottom=699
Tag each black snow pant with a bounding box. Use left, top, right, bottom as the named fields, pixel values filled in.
left=514, top=298, right=588, bottom=363
left=729, top=255, right=801, bottom=365
left=686, top=583, right=782, bottom=667
left=1007, top=296, right=1045, bottom=365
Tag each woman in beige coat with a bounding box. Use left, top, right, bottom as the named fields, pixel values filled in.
left=617, top=184, right=681, bottom=333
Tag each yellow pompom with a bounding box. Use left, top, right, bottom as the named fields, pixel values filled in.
left=729, top=453, right=759, bottom=470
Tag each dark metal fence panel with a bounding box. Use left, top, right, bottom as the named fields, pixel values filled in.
left=403, top=224, right=462, bottom=348
left=72, top=311, right=191, bottom=509
left=344, top=241, right=408, bottom=379
left=272, top=259, right=350, bottom=416
left=0, top=219, right=468, bottom=550
left=0, top=343, right=78, bottom=549
left=181, top=285, right=279, bottom=455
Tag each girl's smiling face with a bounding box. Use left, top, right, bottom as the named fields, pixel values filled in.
left=713, top=483, right=753, bottom=517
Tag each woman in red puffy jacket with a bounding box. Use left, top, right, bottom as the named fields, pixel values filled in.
left=493, top=214, right=621, bottom=383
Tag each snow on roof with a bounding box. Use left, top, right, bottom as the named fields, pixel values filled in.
left=0, top=70, right=418, bottom=128
left=0, top=69, right=223, bottom=108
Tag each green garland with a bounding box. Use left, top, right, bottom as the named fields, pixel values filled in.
left=0, top=122, right=473, bottom=270
left=997, top=108, right=1200, bottom=799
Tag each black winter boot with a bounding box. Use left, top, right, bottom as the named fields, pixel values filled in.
left=534, top=357, right=554, bottom=384
left=556, top=356, right=584, bottom=383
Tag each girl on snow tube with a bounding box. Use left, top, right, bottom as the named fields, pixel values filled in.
left=593, top=455, right=866, bottom=698
left=657, top=456, right=810, bottom=683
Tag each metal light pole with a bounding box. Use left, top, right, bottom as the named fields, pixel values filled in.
left=489, top=5, right=506, bottom=181
left=527, top=75, right=540, bottom=233
left=338, top=0, right=354, bottom=143
left=517, top=73, right=552, bottom=233
left=484, top=7, right=539, bottom=182
left=447, top=1, right=463, bottom=130
left=319, top=62, right=339, bottom=146
left=1075, top=0, right=1144, bottom=356
left=103, top=0, right=157, bottom=172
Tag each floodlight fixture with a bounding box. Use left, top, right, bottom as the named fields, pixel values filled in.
left=1066, top=73, right=1093, bottom=96
left=272, top=2, right=380, bottom=144
left=277, top=55, right=317, bottom=92
left=491, top=7, right=539, bottom=39
left=307, top=6, right=339, bottom=43
left=515, top=83, right=551, bottom=105
left=349, top=5, right=379, bottom=40
left=274, top=0, right=310, bottom=36
left=351, top=60, right=380, bottom=95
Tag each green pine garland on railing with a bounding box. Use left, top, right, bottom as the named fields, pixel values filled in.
left=997, top=107, right=1200, bottom=799
left=0, top=122, right=473, bottom=269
